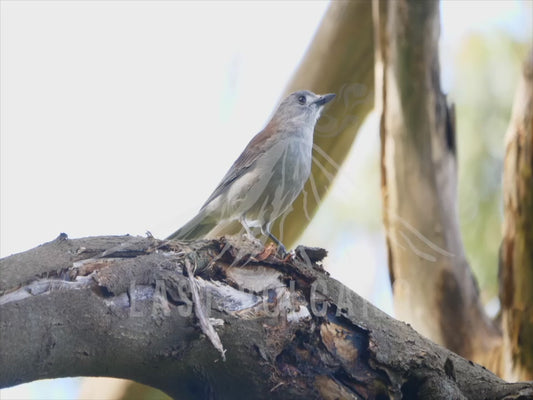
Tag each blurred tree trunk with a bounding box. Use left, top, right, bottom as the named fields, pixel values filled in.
left=374, top=0, right=503, bottom=371
left=500, top=50, right=533, bottom=381
left=273, top=0, right=374, bottom=247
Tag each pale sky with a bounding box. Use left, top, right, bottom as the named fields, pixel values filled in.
left=1, top=1, right=330, bottom=258
left=1, top=0, right=531, bottom=256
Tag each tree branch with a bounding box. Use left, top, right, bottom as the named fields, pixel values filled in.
left=272, top=0, right=375, bottom=246
left=1, top=235, right=531, bottom=399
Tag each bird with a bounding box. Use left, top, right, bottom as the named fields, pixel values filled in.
left=167, top=90, right=336, bottom=254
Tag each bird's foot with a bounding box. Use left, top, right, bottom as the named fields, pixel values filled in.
left=242, top=232, right=262, bottom=247
left=276, top=244, right=287, bottom=258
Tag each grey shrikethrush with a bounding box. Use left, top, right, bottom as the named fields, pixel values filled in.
left=167, top=90, right=336, bottom=254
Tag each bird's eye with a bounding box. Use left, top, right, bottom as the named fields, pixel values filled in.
left=297, top=95, right=306, bottom=105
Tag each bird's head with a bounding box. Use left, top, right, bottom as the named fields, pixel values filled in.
left=274, top=90, right=336, bottom=128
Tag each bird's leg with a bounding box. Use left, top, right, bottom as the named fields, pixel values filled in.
left=261, top=225, right=287, bottom=257
left=239, top=217, right=259, bottom=243
left=240, top=218, right=253, bottom=236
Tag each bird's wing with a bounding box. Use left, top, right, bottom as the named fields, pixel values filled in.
left=200, top=127, right=272, bottom=209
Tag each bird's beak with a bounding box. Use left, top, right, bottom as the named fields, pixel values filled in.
left=313, top=93, right=336, bottom=106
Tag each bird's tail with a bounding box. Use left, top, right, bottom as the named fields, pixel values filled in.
left=166, top=210, right=218, bottom=240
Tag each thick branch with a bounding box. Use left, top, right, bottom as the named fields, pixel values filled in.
left=500, top=50, right=533, bottom=381
left=1, top=235, right=531, bottom=399
left=375, top=0, right=501, bottom=369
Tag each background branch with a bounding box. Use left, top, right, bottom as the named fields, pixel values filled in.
left=272, top=0, right=375, bottom=247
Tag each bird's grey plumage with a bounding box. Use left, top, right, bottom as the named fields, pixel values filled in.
left=167, top=90, right=336, bottom=251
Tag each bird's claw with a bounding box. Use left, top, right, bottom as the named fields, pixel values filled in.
left=276, top=244, right=287, bottom=258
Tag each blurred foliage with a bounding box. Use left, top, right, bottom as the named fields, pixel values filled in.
left=302, top=30, right=532, bottom=307
left=451, top=31, right=531, bottom=301
left=120, top=381, right=172, bottom=400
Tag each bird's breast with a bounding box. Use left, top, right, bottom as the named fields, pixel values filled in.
left=258, top=134, right=313, bottom=182
left=213, top=133, right=314, bottom=226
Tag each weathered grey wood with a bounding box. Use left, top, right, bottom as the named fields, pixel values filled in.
left=1, top=235, right=531, bottom=399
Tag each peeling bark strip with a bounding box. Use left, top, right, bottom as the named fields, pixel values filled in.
left=374, top=0, right=502, bottom=369
left=500, top=50, right=533, bottom=381
left=1, top=235, right=531, bottom=399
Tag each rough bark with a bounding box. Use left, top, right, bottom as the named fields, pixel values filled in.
left=272, top=0, right=375, bottom=247
left=374, top=0, right=502, bottom=370
left=1, top=235, right=532, bottom=399
left=500, top=50, right=533, bottom=381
